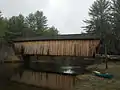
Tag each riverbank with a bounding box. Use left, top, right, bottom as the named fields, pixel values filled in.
left=75, top=62, right=120, bottom=90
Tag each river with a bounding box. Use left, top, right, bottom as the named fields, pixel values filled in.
left=0, top=63, right=48, bottom=90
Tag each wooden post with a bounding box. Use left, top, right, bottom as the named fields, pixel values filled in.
left=105, top=44, right=108, bottom=69
left=22, top=55, right=30, bottom=69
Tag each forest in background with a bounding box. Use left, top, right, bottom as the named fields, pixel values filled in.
left=0, top=10, right=59, bottom=42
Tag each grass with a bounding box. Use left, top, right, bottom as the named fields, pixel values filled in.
left=75, top=62, right=120, bottom=90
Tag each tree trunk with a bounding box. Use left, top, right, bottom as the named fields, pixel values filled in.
left=105, top=44, right=108, bottom=69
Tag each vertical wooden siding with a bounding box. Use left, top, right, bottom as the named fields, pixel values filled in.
left=14, top=40, right=100, bottom=56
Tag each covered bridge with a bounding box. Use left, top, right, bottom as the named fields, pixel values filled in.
left=13, top=34, right=100, bottom=57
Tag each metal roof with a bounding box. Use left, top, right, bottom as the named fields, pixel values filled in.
left=13, top=34, right=100, bottom=42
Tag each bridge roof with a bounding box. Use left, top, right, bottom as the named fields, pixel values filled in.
left=13, top=34, right=100, bottom=42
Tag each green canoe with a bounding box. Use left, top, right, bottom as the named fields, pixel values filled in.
left=93, top=71, right=113, bottom=79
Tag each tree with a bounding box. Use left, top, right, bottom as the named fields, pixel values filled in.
left=101, top=0, right=120, bottom=54
left=83, top=0, right=112, bottom=69
left=26, top=11, right=47, bottom=35
left=83, top=0, right=111, bottom=36
left=112, top=0, right=120, bottom=39
left=0, top=11, right=8, bottom=39
left=111, top=0, right=120, bottom=53
left=5, top=14, right=27, bottom=41
left=42, top=26, right=59, bottom=36
left=0, top=10, right=59, bottom=41
left=83, top=0, right=113, bottom=51
left=21, top=28, right=37, bottom=38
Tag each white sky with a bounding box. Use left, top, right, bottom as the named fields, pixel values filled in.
left=0, top=0, right=95, bottom=34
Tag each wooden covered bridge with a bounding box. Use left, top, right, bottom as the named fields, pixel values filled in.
left=11, top=34, right=100, bottom=90
left=13, top=34, right=100, bottom=57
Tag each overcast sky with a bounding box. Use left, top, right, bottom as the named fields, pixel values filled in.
left=0, top=0, right=95, bottom=34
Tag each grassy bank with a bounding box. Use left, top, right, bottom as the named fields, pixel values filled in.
left=75, top=62, right=120, bottom=90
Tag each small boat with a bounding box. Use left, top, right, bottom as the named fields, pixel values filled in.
left=93, top=71, right=113, bottom=79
